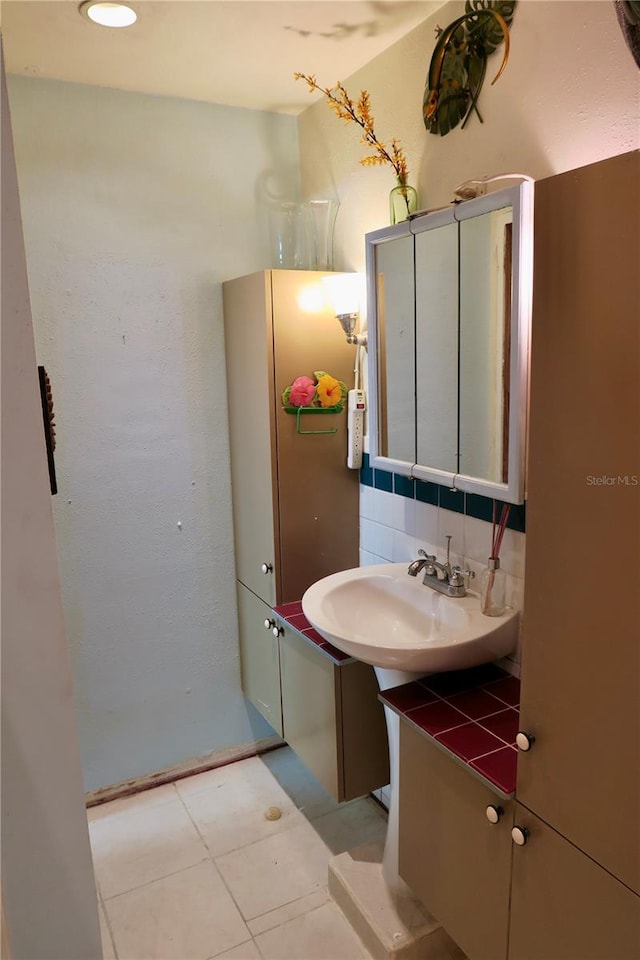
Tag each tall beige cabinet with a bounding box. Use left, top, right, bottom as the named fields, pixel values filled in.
left=222, top=269, right=360, bottom=736
left=510, top=151, right=640, bottom=957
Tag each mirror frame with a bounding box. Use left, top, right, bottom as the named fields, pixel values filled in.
left=365, top=182, right=533, bottom=504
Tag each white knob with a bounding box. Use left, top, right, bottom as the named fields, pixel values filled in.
left=512, top=826, right=529, bottom=846
left=272, top=624, right=283, bottom=638
left=260, top=563, right=273, bottom=575
left=516, top=731, right=535, bottom=752
left=485, top=804, right=503, bottom=824
left=264, top=618, right=275, bottom=631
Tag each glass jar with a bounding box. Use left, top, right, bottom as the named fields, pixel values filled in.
left=303, top=199, right=339, bottom=271
left=480, top=557, right=506, bottom=617
left=268, top=202, right=308, bottom=269
left=389, top=181, right=418, bottom=224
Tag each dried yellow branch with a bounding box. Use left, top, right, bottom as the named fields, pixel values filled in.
left=294, top=73, right=410, bottom=185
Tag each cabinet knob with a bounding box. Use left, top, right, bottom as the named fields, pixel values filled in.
left=260, top=563, right=273, bottom=575
left=264, top=618, right=276, bottom=631
left=516, top=731, right=535, bottom=752
left=485, top=804, right=504, bottom=824
left=272, top=624, right=284, bottom=638
left=511, top=826, right=529, bottom=846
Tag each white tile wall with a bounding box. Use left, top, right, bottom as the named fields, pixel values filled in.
left=413, top=501, right=438, bottom=545
left=358, top=484, right=526, bottom=672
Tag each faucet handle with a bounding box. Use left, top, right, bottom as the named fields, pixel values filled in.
left=450, top=565, right=475, bottom=586
left=418, top=547, right=437, bottom=574
left=408, top=549, right=437, bottom=578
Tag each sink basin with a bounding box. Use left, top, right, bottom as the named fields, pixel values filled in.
left=302, top=563, right=518, bottom=673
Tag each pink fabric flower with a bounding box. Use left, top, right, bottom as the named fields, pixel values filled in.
left=288, top=375, right=316, bottom=407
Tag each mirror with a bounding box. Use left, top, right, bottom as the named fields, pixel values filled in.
left=458, top=203, right=512, bottom=484
left=366, top=183, right=533, bottom=504
left=375, top=230, right=415, bottom=464
left=415, top=217, right=458, bottom=473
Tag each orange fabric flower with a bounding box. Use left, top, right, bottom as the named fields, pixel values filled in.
left=316, top=373, right=342, bottom=408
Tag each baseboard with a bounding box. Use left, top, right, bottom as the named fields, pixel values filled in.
left=85, top=734, right=285, bottom=807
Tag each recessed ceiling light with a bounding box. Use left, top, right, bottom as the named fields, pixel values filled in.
left=79, top=2, right=137, bottom=28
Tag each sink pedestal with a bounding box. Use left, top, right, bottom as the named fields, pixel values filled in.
left=374, top=666, right=425, bottom=890
left=329, top=839, right=466, bottom=960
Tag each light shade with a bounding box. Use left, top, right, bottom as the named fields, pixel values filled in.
left=80, top=2, right=137, bottom=27
left=322, top=274, right=362, bottom=318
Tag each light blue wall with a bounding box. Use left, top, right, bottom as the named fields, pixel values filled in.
left=8, top=76, right=300, bottom=791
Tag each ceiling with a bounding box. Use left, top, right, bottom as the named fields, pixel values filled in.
left=1, top=0, right=444, bottom=113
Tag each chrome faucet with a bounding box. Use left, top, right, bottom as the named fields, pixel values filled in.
left=409, top=537, right=475, bottom=598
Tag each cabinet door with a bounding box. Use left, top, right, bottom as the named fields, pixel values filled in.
left=236, top=582, right=282, bottom=736
left=280, top=627, right=389, bottom=802
left=520, top=152, right=640, bottom=893
left=509, top=804, right=640, bottom=960
left=279, top=625, right=340, bottom=798
left=223, top=273, right=278, bottom=605
left=399, top=723, right=513, bottom=960
left=271, top=271, right=359, bottom=603
left=338, top=660, right=390, bottom=801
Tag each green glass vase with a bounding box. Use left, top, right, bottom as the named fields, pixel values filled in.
left=389, top=181, right=418, bottom=224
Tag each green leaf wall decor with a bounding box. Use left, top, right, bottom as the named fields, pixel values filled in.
left=423, top=1, right=517, bottom=137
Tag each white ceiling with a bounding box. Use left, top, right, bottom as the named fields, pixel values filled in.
left=2, top=0, right=444, bottom=113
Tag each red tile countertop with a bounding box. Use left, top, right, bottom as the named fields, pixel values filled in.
left=380, top=664, right=520, bottom=797
left=272, top=602, right=354, bottom=666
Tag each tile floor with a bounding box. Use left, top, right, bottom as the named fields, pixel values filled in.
left=90, top=746, right=388, bottom=960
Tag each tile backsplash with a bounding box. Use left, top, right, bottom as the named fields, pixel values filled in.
left=359, top=455, right=526, bottom=672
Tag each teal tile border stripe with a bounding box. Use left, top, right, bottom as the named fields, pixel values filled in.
left=415, top=478, right=438, bottom=505
left=360, top=453, right=374, bottom=487
left=360, top=455, right=526, bottom=532
left=393, top=474, right=415, bottom=498
left=373, top=469, right=393, bottom=492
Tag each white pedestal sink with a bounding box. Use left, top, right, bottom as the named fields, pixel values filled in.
left=373, top=665, right=426, bottom=890
left=302, top=562, right=519, bottom=889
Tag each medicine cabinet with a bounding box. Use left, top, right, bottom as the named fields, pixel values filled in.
left=365, top=183, right=533, bottom=504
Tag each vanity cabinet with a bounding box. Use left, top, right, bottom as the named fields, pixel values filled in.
left=509, top=804, right=640, bottom=960
left=224, top=270, right=387, bottom=800
left=279, top=623, right=389, bottom=802
left=399, top=723, right=514, bottom=960
left=233, top=587, right=389, bottom=801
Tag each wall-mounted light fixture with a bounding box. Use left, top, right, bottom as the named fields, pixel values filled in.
left=322, top=274, right=367, bottom=348
left=79, top=1, right=137, bottom=28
